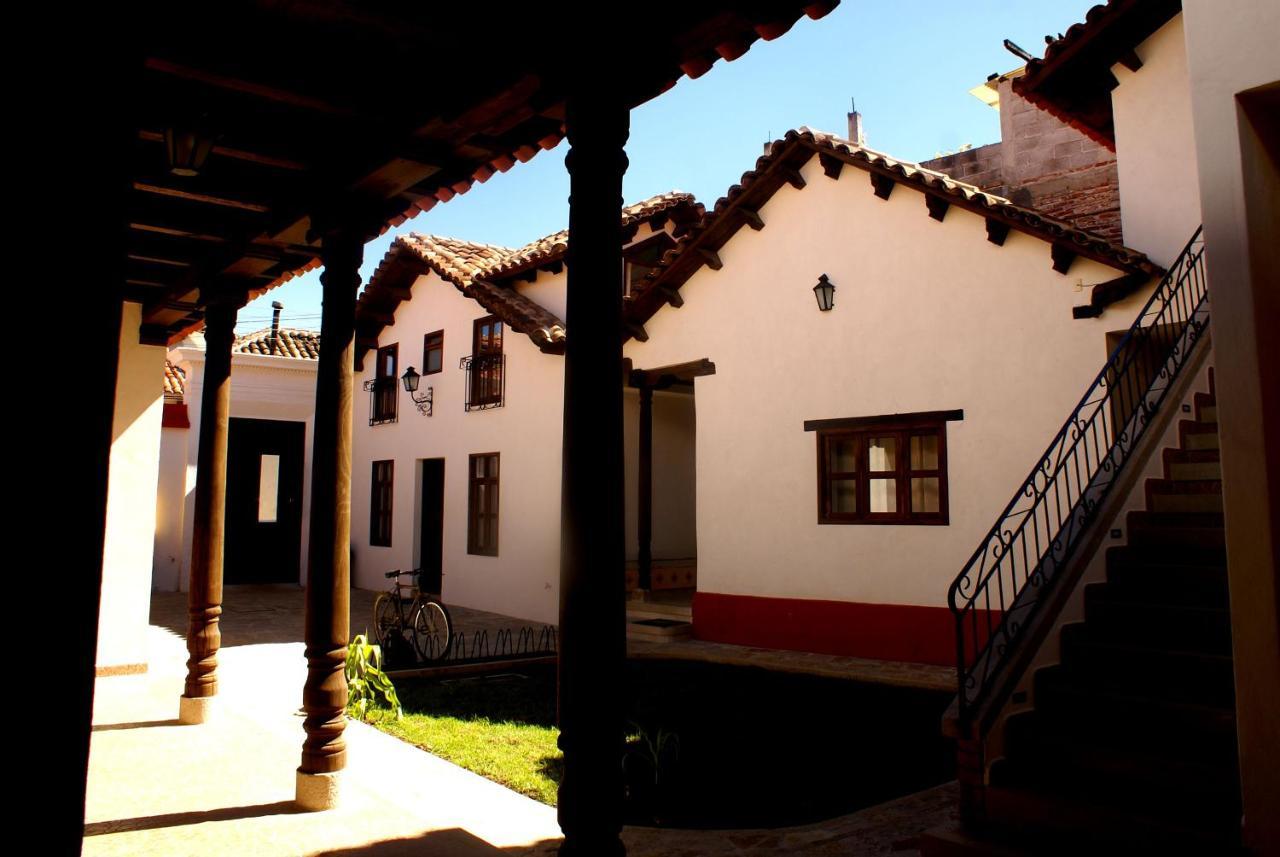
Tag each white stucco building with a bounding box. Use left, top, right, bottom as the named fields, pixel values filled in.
left=154, top=323, right=320, bottom=592
left=351, top=138, right=1163, bottom=662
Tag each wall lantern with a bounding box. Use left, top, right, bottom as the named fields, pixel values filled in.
left=401, top=366, right=433, bottom=417
left=164, top=121, right=217, bottom=177
left=813, top=274, right=836, bottom=311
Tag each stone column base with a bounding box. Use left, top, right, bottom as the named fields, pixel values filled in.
left=178, top=694, right=215, bottom=725
left=296, top=769, right=341, bottom=811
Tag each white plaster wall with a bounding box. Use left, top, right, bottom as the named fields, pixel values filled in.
left=351, top=271, right=565, bottom=626
left=623, top=388, right=698, bottom=562
left=98, top=302, right=167, bottom=669
left=624, top=153, right=1152, bottom=609
left=1111, top=15, right=1204, bottom=266
left=1181, top=3, right=1280, bottom=851
left=174, top=349, right=316, bottom=590
left=152, top=424, right=188, bottom=591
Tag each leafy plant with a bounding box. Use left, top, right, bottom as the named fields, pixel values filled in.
left=624, top=721, right=680, bottom=785
left=346, top=633, right=402, bottom=722
left=623, top=721, right=681, bottom=825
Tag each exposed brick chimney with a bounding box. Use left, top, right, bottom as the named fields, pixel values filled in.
left=847, top=100, right=865, bottom=146
left=269, top=301, right=283, bottom=355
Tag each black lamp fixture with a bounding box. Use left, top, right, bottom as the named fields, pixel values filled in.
left=813, top=274, right=836, bottom=311
left=401, top=366, right=433, bottom=416
left=164, top=117, right=217, bottom=177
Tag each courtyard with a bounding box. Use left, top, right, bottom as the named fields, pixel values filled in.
left=84, top=586, right=958, bottom=856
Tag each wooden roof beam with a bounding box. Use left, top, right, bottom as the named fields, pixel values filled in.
left=870, top=172, right=895, bottom=200
left=818, top=152, right=844, bottom=179
left=143, top=57, right=364, bottom=119
left=696, top=247, right=723, bottom=270
left=926, top=194, right=950, bottom=222
left=739, top=207, right=765, bottom=231
left=1051, top=242, right=1077, bottom=274
left=986, top=218, right=1011, bottom=246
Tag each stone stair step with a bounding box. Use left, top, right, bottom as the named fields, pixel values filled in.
left=1179, top=419, right=1220, bottom=450
left=625, top=600, right=693, bottom=621
left=625, top=618, right=692, bottom=640
left=1083, top=585, right=1232, bottom=654
left=1032, top=667, right=1237, bottom=757
left=983, top=784, right=1242, bottom=852
left=1104, top=546, right=1229, bottom=606
left=1126, top=510, right=1225, bottom=549
left=1168, top=459, right=1222, bottom=480
left=1058, top=623, right=1235, bottom=706
left=1146, top=477, right=1224, bottom=513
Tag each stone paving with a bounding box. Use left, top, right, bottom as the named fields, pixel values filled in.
left=85, top=586, right=959, bottom=855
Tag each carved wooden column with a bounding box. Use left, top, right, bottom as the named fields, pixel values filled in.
left=180, top=294, right=240, bottom=723
left=296, top=223, right=362, bottom=811
left=557, top=92, right=629, bottom=857
left=637, top=384, right=654, bottom=592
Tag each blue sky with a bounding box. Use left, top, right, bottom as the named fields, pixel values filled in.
left=237, top=0, right=1097, bottom=332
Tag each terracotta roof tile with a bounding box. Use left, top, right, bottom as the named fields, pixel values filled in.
left=233, top=327, right=321, bottom=360
left=356, top=192, right=701, bottom=357
left=626, top=128, right=1162, bottom=332
left=1013, top=0, right=1182, bottom=146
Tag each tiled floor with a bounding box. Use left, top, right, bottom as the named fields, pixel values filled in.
left=84, top=587, right=958, bottom=855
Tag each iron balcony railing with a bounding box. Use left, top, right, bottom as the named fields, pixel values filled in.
left=948, top=226, right=1209, bottom=722
left=460, top=353, right=505, bottom=411
left=363, top=378, right=399, bottom=425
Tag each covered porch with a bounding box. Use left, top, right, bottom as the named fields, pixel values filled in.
left=72, top=5, right=842, bottom=857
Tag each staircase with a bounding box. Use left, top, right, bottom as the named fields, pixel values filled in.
left=925, top=229, right=1239, bottom=854
left=625, top=592, right=693, bottom=641
left=979, top=369, right=1240, bottom=852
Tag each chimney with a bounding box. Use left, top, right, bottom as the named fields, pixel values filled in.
left=269, top=301, right=283, bottom=355
left=847, top=98, right=866, bottom=146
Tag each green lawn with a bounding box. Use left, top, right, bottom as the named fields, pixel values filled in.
left=363, top=668, right=562, bottom=806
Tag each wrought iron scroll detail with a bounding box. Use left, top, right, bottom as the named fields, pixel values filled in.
left=948, top=227, right=1209, bottom=722
left=460, top=353, right=505, bottom=411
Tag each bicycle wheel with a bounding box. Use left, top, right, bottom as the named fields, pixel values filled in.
left=373, top=593, right=400, bottom=650
left=412, top=599, right=453, bottom=663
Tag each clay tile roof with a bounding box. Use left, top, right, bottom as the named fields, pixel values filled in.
left=483, top=191, right=701, bottom=281
left=233, top=327, right=322, bottom=360
left=1014, top=0, right=1182, bottom=146
left=399, top=235, right=568, bottom=351
left=163, top=360, right=185, bottom=399
left=626, top=128, right=1162, bottom=333
left=356, top=191, right=701, bottom=358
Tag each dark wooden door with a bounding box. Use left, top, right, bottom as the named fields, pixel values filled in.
left=225, top=418, right=305, bottom=584
left=418, top=459, right=446, bottom=594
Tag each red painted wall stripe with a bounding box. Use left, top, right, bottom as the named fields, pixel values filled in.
left=693, top=591, right=990, bottom=667
left=162, top=402, right=190, bottom=429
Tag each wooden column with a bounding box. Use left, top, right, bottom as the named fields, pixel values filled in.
left=637, top=384, right=653, bottom=592
left=296, top=224, right=362, bottom=810
left=557, top=92, right=629, bottom=857
left=180, top=296, right=240, bottom=722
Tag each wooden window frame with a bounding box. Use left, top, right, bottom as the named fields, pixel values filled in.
left=467, top=452, right=500, bottom=556
left=370, top=459, right=394, bottom=546
left=468, top=316, right=505, bottom=409
left=372, top=343, right=399, bottom=424
left=807, top=411, right=960, bottom=526
left=422, top=330, right=444, bottom=376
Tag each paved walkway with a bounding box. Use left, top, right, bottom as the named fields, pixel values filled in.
left=85, top=587, right=958, bottom=855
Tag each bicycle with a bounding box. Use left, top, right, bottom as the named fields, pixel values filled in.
left=372, top=569, right=454, bottom=663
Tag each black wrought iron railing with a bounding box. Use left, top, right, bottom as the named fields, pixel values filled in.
left=364, top=378, right=398, bottom=425
left=948, top=226, right=1208, bottom=722
left=461, top=352, right=505, bottom=411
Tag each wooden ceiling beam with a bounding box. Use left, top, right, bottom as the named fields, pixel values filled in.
left=144, top=57, right=365, bottom=119
left=132, top=182, right=272, bottom=214
left=137, top=130, right=309, bottom=172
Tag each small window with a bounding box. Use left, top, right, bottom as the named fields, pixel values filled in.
left=423, top=330, right=444, bottom=376
left=257, top=454, right=280, bottom=523
left=467, top=453, right=500, bottom=556
left=370, top=460, right=394, bottom=546
left=466, top=317, right=505, bottom=410
left=372, top=344, right=399, bottom=424
left=809, top=412, right=956, bottom=525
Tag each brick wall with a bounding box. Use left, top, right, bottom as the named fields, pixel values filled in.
left=920, top=76, right=1123, bottom=243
